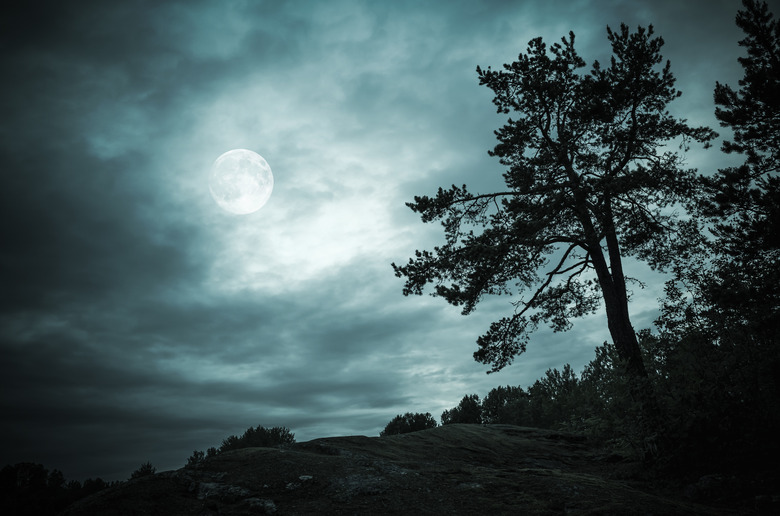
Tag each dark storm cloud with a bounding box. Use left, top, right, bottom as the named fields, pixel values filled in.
left=0, top=148, right=198, bottom=312
left=0, top=285, right=427, bottom=479
left=0, top=0, right=751, bottom=482
left=0, top=0, right=226, bottom=315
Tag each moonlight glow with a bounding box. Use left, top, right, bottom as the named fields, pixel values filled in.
left=209, top=149, right=274, bottom=214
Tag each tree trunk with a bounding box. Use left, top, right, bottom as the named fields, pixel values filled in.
left=586, top=205, right=664, bottom=448
left=601, top=196, right=649, bottom=380
left=571, top=185, right=661, bottom=440
left=591, top=244, right=664, bottom=453
left=590, top=246, right=647, bottom=377
left=574, top=193, right=648, bottom=378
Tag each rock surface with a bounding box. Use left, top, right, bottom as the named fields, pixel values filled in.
left=61, top=424, right=744, bottom=515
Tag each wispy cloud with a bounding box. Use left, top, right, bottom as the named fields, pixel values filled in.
left=0, top=0, right=744, bottom=481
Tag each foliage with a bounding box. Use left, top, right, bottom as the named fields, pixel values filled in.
left=432, top=323, right=778, bottom=470
left=658, top=0, right=778, bottom=347
left=393, top=1, right=780, bottom=478
left=481, top=385, right=528, bottom=425
left=527, top=364, right=582, bottom=429
left=441, top=394, right=483, bottom=425
left=380, top=412, right=438, bottom=436
left=218, top=425, right=295, bottom=452
left=392, top=25, right=715, bottom=441
left=129, top=461, right=156, bottom=480
left=653, top=0, right=780, bottom=468
left=637, top=329, right=778, bottom=470
left=186, top=450, right=205, bottom=468
left=0, top=462, right=115, bottom=516
left=653, top=0, right=779, bottom=366
left=186, top=426, right=295, bottom=469
left=701, top=0, right=779, bottom=339
left=713, top=0, right=779, bottom=177
left=436, top=360, right=611, bottom=436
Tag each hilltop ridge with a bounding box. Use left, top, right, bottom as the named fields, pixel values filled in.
left=61, top=424, right=743, bottom=515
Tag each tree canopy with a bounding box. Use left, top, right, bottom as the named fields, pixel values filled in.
left=380, top=412, right=438, bottom=436
left=393, top=24, right=715, bottom=380
left=705, top=0, right=780, bottom=339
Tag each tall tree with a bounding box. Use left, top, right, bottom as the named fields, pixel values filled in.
left=705, top=0, right=780, bottom=339
left=661, top=0, right=780, bottom=343
left=654, top=0, right=780, bottom=456
left=393, top=26, right=714, bottom=396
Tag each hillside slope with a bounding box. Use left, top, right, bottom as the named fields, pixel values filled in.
left=62, top=424, right=735, bottom=515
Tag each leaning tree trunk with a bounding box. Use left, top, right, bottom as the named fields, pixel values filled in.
left=591, top=244, right=665, bottom=455
left=590, top=243, right=647, bottom=378
left=600, top=199, right=650, bottom=380
left=570, top=184, right=663, bottom=448
left=585, top=206, right=665, bottom=453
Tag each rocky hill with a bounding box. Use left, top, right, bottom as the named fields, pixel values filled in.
left=61, top=424, right=753, bottom=515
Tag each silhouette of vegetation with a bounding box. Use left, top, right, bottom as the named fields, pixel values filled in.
left=185, top=448, right=218, bottom=468
left=652, top=0, right=780, bottom=472
left=481, top=385, right=528, bottom=425
left=3, top=2, right=778, bottom=514
left=0, top=462, right=117, bottom=516
left=0, top=425, right=296, bottom=514
left=186, top=425, right=295, bottom=469
left=395, top=0, right=779, bottom=483
left=219, top=425, right=295, bottom=452
left=440, top=394, right=482, bottom=425
left=437, top=342, right=655, bottom=454
left=129, top=461, right=156, bottom=480
left=393, top=18, right=716, bottom=439
left=380, top=412, right=438, bottom=436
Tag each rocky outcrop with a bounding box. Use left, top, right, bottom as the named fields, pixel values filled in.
left=61, top=425, right=752, bottom=515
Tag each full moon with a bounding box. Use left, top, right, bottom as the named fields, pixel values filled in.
left=209, top=149, right=274, bottom=214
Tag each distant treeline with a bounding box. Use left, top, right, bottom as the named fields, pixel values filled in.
left=185, top=425, right=295, bottom=468
left=0, top=424, right=295, bottom=516
left=383, top=330, right=780, bottom=475
left=0, top=462, right=120, bottom=516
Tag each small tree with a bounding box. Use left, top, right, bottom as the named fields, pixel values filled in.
left=481, top=385, right=529, bottom=425
left=380, top=412, right=438, bottom=436
left=186, top=450, right=205, bottom=468
left=527, top=365, right=581, bottom=429
left=441, top=394, right=482, bottom=425
left=129, top=461, right=155, bottom=480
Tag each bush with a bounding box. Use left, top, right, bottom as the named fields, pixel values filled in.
left=441, top=394, right=482, bottom=425
left=219, top=425, right=295, bottom=453
left=481, top=386, right=528, bottom=425
left=185, top=428, right=294, bottom=469
left=129, top=461, right=156, bottom=480
left=186, top=450, right=205, bottom=468
left=380, top=412, right=438, bottom=436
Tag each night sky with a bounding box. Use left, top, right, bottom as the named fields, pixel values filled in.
left=1, top=0, right=752, bottom=481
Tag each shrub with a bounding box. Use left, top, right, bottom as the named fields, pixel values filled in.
left=380, top=412, right=438, bottom=436
left=186, top=450, right=205, bottom=468
left=441, top=394, right=482, bottom=425
left=481, top=386, right=529, bottom=425
left=186, top=428, right=294, bottom=469
left=129, top=461, right=156, bottom=480
left=218, top=425, right=295, bottom=453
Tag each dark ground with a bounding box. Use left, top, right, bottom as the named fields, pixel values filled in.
left=60, top=424, right=775, bottom=515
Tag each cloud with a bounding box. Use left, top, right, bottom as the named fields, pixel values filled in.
left=0, top=0, right=747, bottom=481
